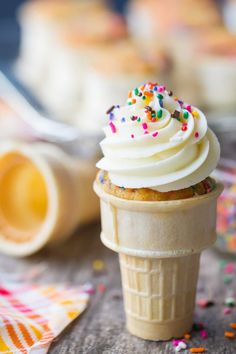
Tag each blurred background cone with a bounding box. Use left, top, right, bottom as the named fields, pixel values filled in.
left=0, top=142, right=99, bottom=257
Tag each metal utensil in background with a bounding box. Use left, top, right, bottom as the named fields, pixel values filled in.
left=0, top=70, right=102, bottom=158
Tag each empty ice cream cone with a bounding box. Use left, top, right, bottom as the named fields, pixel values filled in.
left=0, top=142, right=99, bottom=257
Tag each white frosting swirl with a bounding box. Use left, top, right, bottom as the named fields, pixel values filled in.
left=97, top=83, right=220, bottom=192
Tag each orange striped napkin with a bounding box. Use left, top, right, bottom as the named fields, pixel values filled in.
left=0, top=283, right=90, bottom=353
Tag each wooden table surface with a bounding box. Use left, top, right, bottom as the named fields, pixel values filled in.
left=1, top=222, right=236, bottom=354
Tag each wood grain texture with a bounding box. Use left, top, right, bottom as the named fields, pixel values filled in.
left=0, top=222, right=236, bottom=353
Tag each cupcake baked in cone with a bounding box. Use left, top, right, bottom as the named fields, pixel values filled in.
left=94, top=82, right=223, bottom=340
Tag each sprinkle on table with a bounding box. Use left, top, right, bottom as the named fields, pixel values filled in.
left=224, top=331, right=235, bottom=339
left=224, top=263, right=235, bottom=273
left=196, top=299, right=214, bottom=308
left=189, top=348, right=206, bottom=353
left=224, top=307, right=231, bottom=315
left=172, top=339, right=186, bottom=347
left=193, top=323, right=204, bottom=331
left=224, top=296, right=235, bottom=307
left=184, top=333, right=191, bottom=340
left=92, top=259, right=105, bottom=271
left=97, top=283, right=106, bottom=293
left=200, top=330, right=208, bottom=339
left=175, top=341, right=187, bottom=352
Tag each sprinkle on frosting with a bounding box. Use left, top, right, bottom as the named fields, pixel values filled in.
left=97, top=82, right=220, bottom=192
left=109, top=121, right=116, bottom=133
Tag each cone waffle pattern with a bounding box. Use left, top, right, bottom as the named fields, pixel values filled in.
left=119, top=253, right=200, bottom=323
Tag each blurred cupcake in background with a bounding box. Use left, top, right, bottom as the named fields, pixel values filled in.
left=75, top=41, right=171, bottom=132
left=37, top=8, right=127, bottom=122
left=127, top=0, right=221, bottom=42
left=126, top=0, right=222, bottom=105
left=16, top=0, right=106, bottom=90
left=223, top=0, right=236, bottom=34
left=196, top=28, right=236, bottom=112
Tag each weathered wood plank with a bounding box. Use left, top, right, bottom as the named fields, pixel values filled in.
left=0, top=222, right=236, bottom=353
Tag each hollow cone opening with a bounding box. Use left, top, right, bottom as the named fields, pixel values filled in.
left=0, top=152, right=48, bottom=243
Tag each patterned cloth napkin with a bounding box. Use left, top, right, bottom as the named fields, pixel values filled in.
left=0, top=283, right=90, bottom=354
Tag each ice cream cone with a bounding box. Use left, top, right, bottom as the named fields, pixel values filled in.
left=0, top=142, right=99, bottom=257
left=94, top=181, right=223, bottom=340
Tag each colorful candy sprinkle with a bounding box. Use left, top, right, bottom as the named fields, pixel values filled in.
left=172, top=339, right=186, bottom=347
left=175, top=342, right=187, bottom=352
left=195, top=132, right=199, bottom=138
left=131, top=134, right=134, bottom=139
left=97, top=283, right=106, bottom=293
left=230, top=323, right=236, bottom=329
left=93, top=259, right=105, bottom=271
left=192, top=111, right=199, bottom=118
left=157, top=93, right=163, bottom=99
left=224, top=296, right=235, bottom=307
left=186, top=104, right=192, bottom=112
left=183, top=111, right=189, bottom=119
left=152, top=132, right=158, bottom=137
left=224, top=331, right=235, bottom=339
left=200, top=330, right=208, bottom=339
left=192, top=323, right=204, bottom=331
left=144, top=91, right=153, bottom=97
left=157, top=85, right=165, bottom=92
left=172, top=110, right=180, bottom=119
left=106, top=105, right=115, bottom=114
left=142, top=123, right=148, bottom=129
left=224, top=263, right=235, bottom=273
left=189, top=348, right=206, bottom=353
left=224, top=307, right=231, bottom=315
left=197, top=299, right=214, bottom=308
left=109, top=122, right=116, bottom=133
left=184, top=334, right=191, bottom=340
left=157, top=109, right=163, bottom=118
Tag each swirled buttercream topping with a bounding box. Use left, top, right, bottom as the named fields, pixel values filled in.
left=96, top=82, right=220, bottom=192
